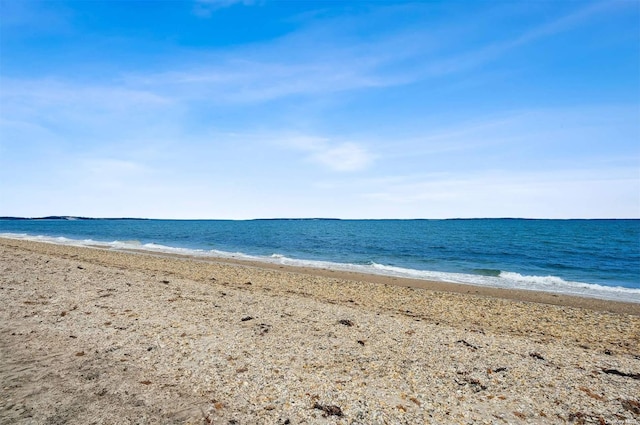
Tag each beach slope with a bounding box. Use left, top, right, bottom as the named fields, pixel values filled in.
left=1, top=238, right=639, bottom=424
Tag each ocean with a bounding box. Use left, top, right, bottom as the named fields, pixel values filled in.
left=1, top=218, right=639, bottom=303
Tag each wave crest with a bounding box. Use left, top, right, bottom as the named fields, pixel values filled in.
left=1, top=232, right=638, bottom=303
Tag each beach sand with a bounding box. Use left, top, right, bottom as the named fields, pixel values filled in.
left=1, top=237, right=639, bottom=424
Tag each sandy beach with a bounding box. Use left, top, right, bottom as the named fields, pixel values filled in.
left=1, top=237, right=639, bottom=424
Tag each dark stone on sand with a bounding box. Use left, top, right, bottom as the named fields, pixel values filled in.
left=313, top=402, right=343, bottom=417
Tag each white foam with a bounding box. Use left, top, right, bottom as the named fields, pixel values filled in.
left=1, top=233, right=91, bottom=247
left=250, top=256, right=640, bottom=302
left=2, top=232, right=638, bottom=303
left=497, top=271, right=640, bottom=298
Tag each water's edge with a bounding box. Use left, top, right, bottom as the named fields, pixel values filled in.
left=2, top=232, right=639, bottom=304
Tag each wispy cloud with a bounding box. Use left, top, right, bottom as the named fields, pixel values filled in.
left=193, top=0, right=257, bottom=17
left=0, top=77, right=178, bottom=145
left=2, top=78, right=171, bottom=120
left=4, top=1, right=629, bottom=109
left=357, top=167, right=640, bottom=218
left=510, top=0, right=623, bottom=46
left=122, top=1, right=627, bottom=108
left=277, top=135, right=375, bottom=172
left=74, top=158, right=151, bottom=190
left=375, top=105, right=640, bottom=168
left=125, top=52, right=397, bottom=104
left=0, top=0, right=72, bottom=32
left=418, top=1, right=628, bottom=78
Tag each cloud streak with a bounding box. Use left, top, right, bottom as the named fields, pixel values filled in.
left=193, top=0, right=257, bottom=17
left=276, top=135, right=375, bottom=172
left=136, top=1, right=630, bottom=106
left=357, top=167, right=640, bottom=218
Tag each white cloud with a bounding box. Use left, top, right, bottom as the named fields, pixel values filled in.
left=358, top=168, right=640, bottom=218
left=0, top=77, right=181, bottom=155
left=127, top=56, right=394, bottom=105
left=311, top=143, right=374, bottom=172
left=81, top=158, right=148, bottom=176
left=123, top=1, right=628, bottom=108
left=277, top=135, right=375, bottom=172
left=2, top=78, right=170, bottom=112
left=1, top=78, right=173, bottom=136
left=418, top=1, right=630, bottom=78
left=376, top=105, right=640, bottom=169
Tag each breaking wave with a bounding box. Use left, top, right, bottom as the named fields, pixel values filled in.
left=2, top=232, right=638, bottom=303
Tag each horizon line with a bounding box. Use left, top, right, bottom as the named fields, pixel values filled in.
left=1, top=216, right=638, bottom=221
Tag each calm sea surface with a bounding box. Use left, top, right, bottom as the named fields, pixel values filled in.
left=1, top=219, right=639, bottom=302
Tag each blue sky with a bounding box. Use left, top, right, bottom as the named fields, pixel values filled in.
left=0, top=0, right=638, bottom=219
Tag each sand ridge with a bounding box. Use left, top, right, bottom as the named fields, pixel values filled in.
left=1, top=238, right=639, bottom=424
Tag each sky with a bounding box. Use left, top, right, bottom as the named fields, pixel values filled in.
left=0, top=0, right=638, bottom=219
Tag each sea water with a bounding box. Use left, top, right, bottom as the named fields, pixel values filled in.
left=1, top=218, right=638, bottom=302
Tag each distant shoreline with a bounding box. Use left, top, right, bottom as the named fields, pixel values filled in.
left=0, top=216, right=150, bottom=221
left=1, top=216, right=638, bottom=221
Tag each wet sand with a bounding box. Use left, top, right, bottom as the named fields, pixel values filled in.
left=1, top=237, right=639, bottom=424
